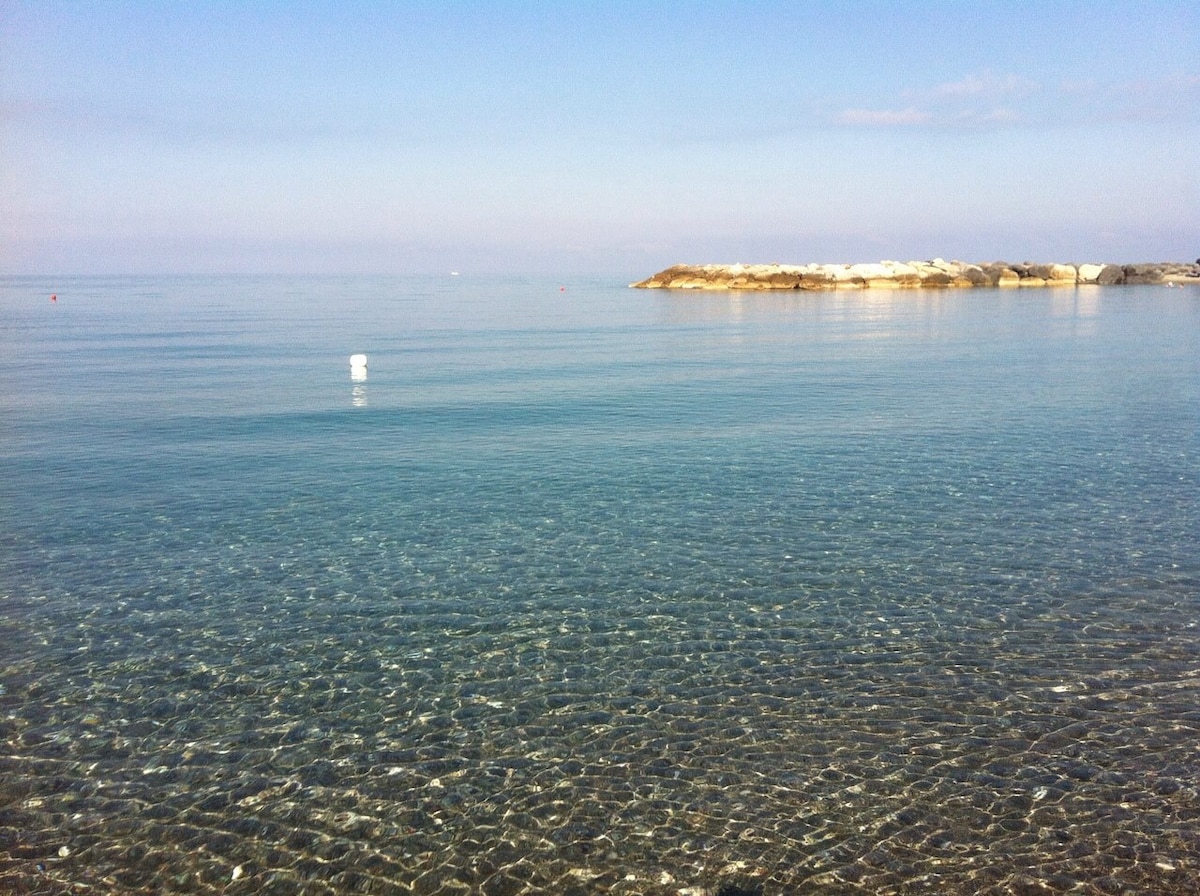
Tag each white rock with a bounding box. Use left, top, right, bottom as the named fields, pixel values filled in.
left=849, top=263, right=894, bottom=280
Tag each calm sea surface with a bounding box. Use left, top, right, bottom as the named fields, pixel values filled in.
left=2, top=275, right=1198, bottom=895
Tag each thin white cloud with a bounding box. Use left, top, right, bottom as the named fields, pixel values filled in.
left=834, top=71, right=1040, bottom=129
left=837, top=107, right=932, bottom=126
left=958, top=107, right=1020, bottom=125
left=835, top=101, right=1025, bottom=130
left=918, top=71, right=1040, bottom=100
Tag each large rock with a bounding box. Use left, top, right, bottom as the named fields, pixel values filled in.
left=1122, top=264, right=1164, bottom=284
left=826, top=265, right=861, bottom=283
left=849, top=263, right=895, bottom=284
left=959, top=265, right=990, bottom=285
left=980, top=263, right=1020, bottom=286
left=760, top=269, right=804, bottom=288
left=882, top=261, right=923, bottom=285
left=1077, top=263, right=1105, bottom=283
left=800, top=268, right=835, bottom=288
left=1048, top=264, right=1078, bottom=283
left=1025, top=263, right=1075, bottom=282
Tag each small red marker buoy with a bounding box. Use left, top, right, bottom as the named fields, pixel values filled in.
left=559, top=286, right=565, bottom=291
left=50, top=294, right=57, bottom=302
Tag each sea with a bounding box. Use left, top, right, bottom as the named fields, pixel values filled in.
left=1, top=274, right=1198, bottom=895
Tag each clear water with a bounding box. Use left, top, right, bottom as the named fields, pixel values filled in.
left=2, top=275, right=1198, bottom=894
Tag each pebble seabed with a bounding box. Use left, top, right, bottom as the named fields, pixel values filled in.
left=2, top=569, right=1199, bottom=895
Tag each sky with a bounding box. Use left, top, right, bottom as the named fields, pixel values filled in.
left=1, top=1, right=1197, bottom=275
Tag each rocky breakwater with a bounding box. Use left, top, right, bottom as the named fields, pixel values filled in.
left=631, top=260, right=1200, bottom=290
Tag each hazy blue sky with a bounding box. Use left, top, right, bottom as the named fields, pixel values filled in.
left=2, top=1, right=1197, bottom=274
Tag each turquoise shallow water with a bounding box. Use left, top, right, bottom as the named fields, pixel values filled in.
left=1, top=275, right=1199, bottom=894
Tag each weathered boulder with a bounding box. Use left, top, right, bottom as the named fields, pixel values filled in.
left=1024, top=263, right=1076, bottom=282
left=914, top=261, right=954, bottom=281
left=882, top=261, right=923, bottom=285
left=1096, top=264, right=1125, bottom=285
left=849, top=263, right=895, bottom=284
left=826, top=265, right=861, bottom=283
left=959, top=265, right=990, bottom=286
left=800, top=268, right=835, bottom=288
left=980, top=263, right=1019, bottom=286
left=761, top=269, right=804, bottom=288
left=1123, top=264, right=1164, bottom=284
left=1077, top=263, right=1105, bottom=283
left=922, top=272, right=954, bottom=287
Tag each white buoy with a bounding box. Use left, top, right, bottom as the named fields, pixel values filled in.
left=349, top=353, right=368, bottom=383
